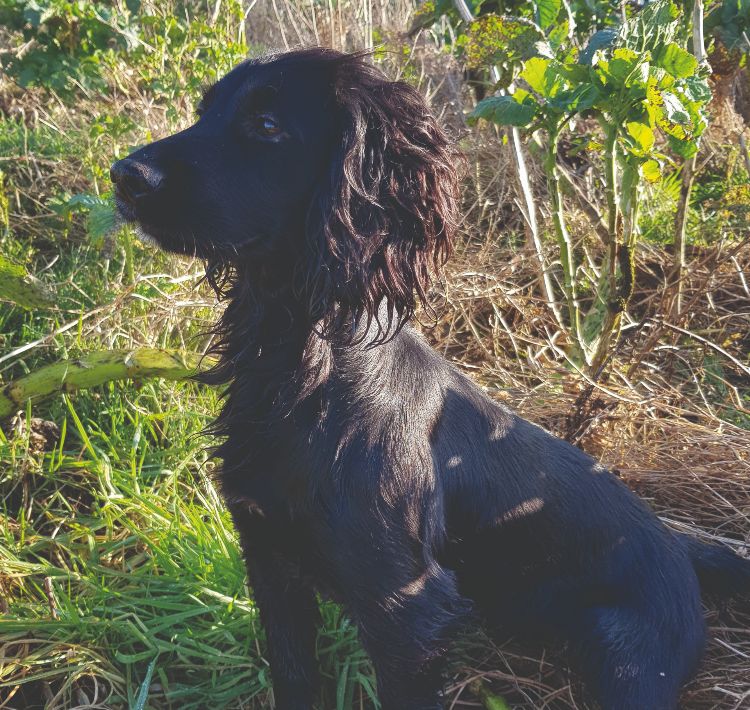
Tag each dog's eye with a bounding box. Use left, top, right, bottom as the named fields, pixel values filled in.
left=252, top=113, right=283, bottom=139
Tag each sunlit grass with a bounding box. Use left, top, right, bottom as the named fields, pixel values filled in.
left=0, top=381, right=376, bottom=708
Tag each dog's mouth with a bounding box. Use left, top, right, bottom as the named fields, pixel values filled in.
left=114, top=189, right=193, bottom=254
left=114, top=190, right=263, bottom=259
left=113, top=191, right=138, bottom=224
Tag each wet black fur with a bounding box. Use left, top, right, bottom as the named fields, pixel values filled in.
left=111, top=48, right=750, bottom=710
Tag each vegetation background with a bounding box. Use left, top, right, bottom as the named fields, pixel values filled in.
left=0, top=0, right=749, bottom=708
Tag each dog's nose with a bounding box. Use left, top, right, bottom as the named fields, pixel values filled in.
left=110, top=158, right=165, bottom=203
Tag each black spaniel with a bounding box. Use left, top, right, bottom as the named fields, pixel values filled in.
left=111, top=48, right=750, bottom=710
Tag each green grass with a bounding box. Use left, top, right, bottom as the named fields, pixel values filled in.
left=1, top=378, right=376, bottom=708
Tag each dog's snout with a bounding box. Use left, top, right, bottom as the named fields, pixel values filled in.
left=110, top=158, right=165, bottom=202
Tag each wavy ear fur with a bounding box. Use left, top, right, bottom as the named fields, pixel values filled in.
left=304, top=53, right=462, bottom=341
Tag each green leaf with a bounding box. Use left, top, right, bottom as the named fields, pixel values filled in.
left=87, top=201, right=119, bottom=245
left=579, top=29, right=617, bottom=65
left=642, top=159, right=661, bottom=182
left=654, top=42, right=697, bottom=78
left=661, top=91, right=690, bottom=124
left=607, top=48, right=647, bottom=86
left=469, top=95, right=537, bottom=127
left=513, top=87, right=532, bottom=102
left=667, top=133, right=698, bottom=158
left=548, top=19, right=569, bottom=49
left=521, top=56, right=563, bottom=97
left=568, top=83, right=600, bottom=111
left=133, top=657, right=158, bottom=710
left=682, top=75, right=711, bottom=103
left=626, top=121, right=656, bottom=154
left=49, top=192, right=109, bottom=219
left=470, top=680, right=512, bottom=710
left=556, top=61, right=590, bottom=83
left=535, top=0, right=561, bottom=29
left=522, top=56, right=549, bottom=93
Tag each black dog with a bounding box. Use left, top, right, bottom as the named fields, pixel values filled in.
left=111, top=48, right=750, bottom=710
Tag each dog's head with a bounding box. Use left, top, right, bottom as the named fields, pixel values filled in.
left=111, top=48, right=460, bottom=333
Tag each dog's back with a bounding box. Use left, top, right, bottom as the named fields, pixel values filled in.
left=339, top=324, right=709, bottom=708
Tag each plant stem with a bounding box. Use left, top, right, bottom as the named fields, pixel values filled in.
left=672, top=155, right=695, bottom=318
left=452, top=0, right=562, bottom=330
left=740, top=134, right=750, bottom=178
left=546, top=124, right=584, bottom=362
left=671, top=0, right=704, bottom=319
left=589, top=155, right=639, bottom=376
left=123, top=225, right=135, bottom=286
left=0, top=349, right=207, bottom=418
left=0, top=255, right=57, bottom=310
left=510, top=122, right=562, bottom=328
left=583, top=120, right=621, bottom=375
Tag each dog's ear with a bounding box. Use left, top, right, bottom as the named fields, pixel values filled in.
left=303, top=56, right=461, bottom=340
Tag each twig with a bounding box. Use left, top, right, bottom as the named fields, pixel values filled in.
left=661, top=321, right=750, bottom=378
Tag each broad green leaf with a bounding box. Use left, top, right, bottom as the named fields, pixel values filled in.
left=513, top=87, right=532, bottom=103
left=521, top=56, right=549, bottom=94
left=521, top=56, right=563, bottom=97
left=548, top=19, right=569, bottom=49
left=607, top=48, right=645, bottom=86
left=682, top=75, right=711, bottom=103
left=568, top=83, right=600, bottom=111
left=469, top=95, right=537, bottom=127
left=648, top=0, right=680, bottom=24
left=654, top=69, right=677, bottom=90
left=87, top=201, right=119, bottom=246
left=654, top=42, right=697, bottom=78
left=661, top=91, right=690, bottom=124
left=660, top=121, right=689, bottom=140
left=667, top=133, right=698, bottom=158
left=579, top=29, right=617, bottom=65
left=550, top=83, right=600, bottom=112
left=612, top=47, right=640, bottom=64
left=626, top=121, right=655, bottom=153
left=535, top=0, right=561, bottom=29
left=642, top=159, right=661, bottom=182
left=556, top=61, right=589, bottom=83
left=636, top=0, right=680, bottom=40
left=646, top=78, right=663, bottom=107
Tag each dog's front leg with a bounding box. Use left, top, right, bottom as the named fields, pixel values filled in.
left=326, top=502, right=471, bottom=710
left=353, top=563, right=470, bottom=710
left=231, top=506, right=320, bottom=710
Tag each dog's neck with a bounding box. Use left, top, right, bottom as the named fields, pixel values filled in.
left=197, top=272, right=325, bottom=440
left=198, top=261, right=406, bottom=440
